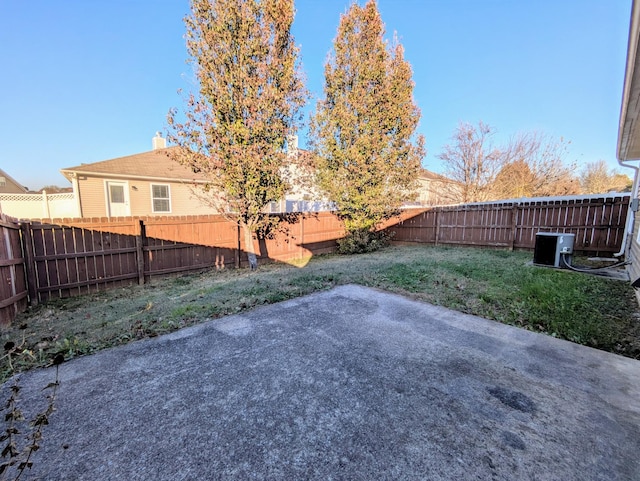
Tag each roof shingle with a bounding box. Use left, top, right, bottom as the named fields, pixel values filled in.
left=61, top=147, right=208, bottom=182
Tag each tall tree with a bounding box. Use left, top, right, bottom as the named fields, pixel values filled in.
left=438, top=121, right=503, bottom=203
left=611, top=173, right=633, bottom=193
left=493, top=132, right=579, bottom=199
left=491, top=160, right=536, bottom=199
left=310, top=0, right=425, bottom=251
left=167, top=0, right=306, bottom=269
left=580, top=160, right=633, bottom=194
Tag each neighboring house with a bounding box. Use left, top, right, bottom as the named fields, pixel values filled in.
left=0, top=168, right=27, bottom=194
left=61, top=134, right=219, bottom=218
left=617, top=0, right=640, bottom=298
left=60, top=133, right=327, bottom=218
left=60, top=132, right=455, bottom=218
left=272, top=136, right=333, bottom=213
left=414, top=169, right=461, bottom=206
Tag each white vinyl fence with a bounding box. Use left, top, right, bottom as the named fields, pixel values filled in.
left=0, top=192, right=78, bottom=220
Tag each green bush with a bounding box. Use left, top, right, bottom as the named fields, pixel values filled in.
left=336, top=229, right=394, bottom=254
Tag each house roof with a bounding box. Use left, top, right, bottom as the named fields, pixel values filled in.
left=60, top=146, right=431, bottom=186
left=618, top=0, right=640, bottom=160
left=60, top=147, right=209, bottom=183
left=0, top=168, right=27, bottom=192
left=61, top=146, right=317, bottom=183
left=418, top=168, right=455, bottom=183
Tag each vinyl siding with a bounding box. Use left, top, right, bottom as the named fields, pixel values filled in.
left=0, top=177, right=27, bottom=194
left=167, top=182, right=217, bottom=215
left=130, top=181, right=216, bottom=216
left=0, top=183, right=27, bottom=194
left=76, top=176, right=218, bottom=217
left=77, top=176, right=108, bottom=217
left=628, top=212, right=640, bottom=303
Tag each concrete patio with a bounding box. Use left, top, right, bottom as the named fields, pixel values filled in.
left=5, top=284, right=640, bottom=480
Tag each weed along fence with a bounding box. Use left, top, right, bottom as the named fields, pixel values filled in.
left=0, top=194, right=631, bottom=325
left=393, top=194, right=630, bottom=254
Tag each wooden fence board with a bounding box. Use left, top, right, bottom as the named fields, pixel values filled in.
left=394, top=196, right=629, bottom=254
left=74, top=228, right=88, bottom=291
left=0, top=216, right=28, bottom=325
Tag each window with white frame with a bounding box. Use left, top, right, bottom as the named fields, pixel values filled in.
left=151, top=184, right=171, bottom=213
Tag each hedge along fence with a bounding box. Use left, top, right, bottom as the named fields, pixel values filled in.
left=0, top=194, right=631, bottom=325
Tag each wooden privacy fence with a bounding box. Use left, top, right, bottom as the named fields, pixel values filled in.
left=21, top=213, right=345, bottom=304
left=393, top=194, right=630, bottom=253
left=0, top=215, right=28, bottom=325
left=0, top=194, right=632, bottom=325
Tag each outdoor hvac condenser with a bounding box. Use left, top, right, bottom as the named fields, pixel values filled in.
left=533, top=232, right=575, bottom=268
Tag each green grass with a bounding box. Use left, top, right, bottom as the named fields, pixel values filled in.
left=2, top=245, right=639, bottom=382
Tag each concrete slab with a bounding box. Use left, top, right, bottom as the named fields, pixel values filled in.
left=4, top=285, right=640, bottom=480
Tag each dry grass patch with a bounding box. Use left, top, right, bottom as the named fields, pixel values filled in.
left=2, top=245, right=639, bottom=381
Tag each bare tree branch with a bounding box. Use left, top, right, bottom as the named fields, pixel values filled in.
left=437, top=121, right=503, bottom=203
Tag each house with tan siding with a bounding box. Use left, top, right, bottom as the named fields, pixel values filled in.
left=60, top=134, right=216, bottom=218
left=61, top=133, right=456, bottom=218
left=61, top=133, right=332, bottom=218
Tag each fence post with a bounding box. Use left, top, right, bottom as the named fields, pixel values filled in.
left=509, top=204, right=518, bottom=251
left=1, top=222, right=17, bottom=316
left=300, top=214, right=305, bottom=260
left=42, top=190, right=50, bottom=219
left=19, top=221, right=38, bottom=306
left=136, top=220, right=146, bottom=285
left=235, top=222, right=241, bottom=269
left=434, top=209, right=440, bottom=246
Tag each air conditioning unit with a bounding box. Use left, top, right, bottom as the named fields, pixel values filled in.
left=533, top=232, right=575, bottom=268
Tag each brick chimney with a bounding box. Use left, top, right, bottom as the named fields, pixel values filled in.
left=152, top=132, right=166, bottom=150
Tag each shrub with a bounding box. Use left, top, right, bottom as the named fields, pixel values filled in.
left=337, top=229, right=394, bottom=254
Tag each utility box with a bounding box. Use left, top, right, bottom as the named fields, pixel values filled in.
left=533, top=232, right=575, bottom=268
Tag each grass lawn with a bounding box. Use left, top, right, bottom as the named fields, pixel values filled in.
left=2, top=244, right=639, bottom=381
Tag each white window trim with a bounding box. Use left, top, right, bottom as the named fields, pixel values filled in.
left=151, top=183, right=172, bottom=214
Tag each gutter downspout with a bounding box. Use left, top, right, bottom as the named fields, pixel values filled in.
left=67, top=172, right=83, bottom=218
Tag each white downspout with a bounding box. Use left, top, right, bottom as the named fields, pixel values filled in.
left=42, top=190, right=50, bottom=219
left=71, top=173, right=82, bottom=218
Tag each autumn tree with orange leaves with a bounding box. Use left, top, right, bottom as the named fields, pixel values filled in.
left=310, top=0, right=425, bottom=252
left=168, top=0, right=306, bottom=269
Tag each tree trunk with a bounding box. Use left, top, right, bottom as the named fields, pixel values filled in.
left=242, top=223, right=258, bottom=270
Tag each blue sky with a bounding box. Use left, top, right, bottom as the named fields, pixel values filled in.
left=0, top=0, right=632, bottom=191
